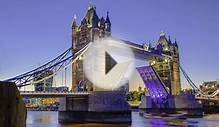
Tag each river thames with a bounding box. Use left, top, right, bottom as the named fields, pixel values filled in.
left=26, top=111, right=219, bottom=127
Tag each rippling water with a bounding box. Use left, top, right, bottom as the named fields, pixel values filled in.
left=26, top=111, right=219, bottom=127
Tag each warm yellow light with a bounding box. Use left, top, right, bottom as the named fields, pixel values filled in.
left=163, top=47, right=169, bottom=51
left=164, top=58, right=168, bottom=63
left=79, top=55, right=84, bottom=60
left=150, top=60, right=156, bottom=65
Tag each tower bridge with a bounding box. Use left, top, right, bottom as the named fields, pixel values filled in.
left=1, top=3, right=218, bottom=124
left=71, top=4, right=181, bottom=94
left=5, top=5, right=217, bottom=105
left=3, top=3, right=218, bottom=107
left=4, top=5, right=181, bottom=96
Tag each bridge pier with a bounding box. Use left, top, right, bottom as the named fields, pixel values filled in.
left=58, top=91, right=131, bottom=124
left=139, top=94, right=203, bottom=117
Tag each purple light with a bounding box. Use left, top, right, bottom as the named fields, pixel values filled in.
left=136, top=66, right=168, bottom=105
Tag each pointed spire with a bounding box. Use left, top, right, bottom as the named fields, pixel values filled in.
left=100, top=16, right=105, bottom=22
left=88, top=0, right=93, bottom=10
left=174, top=37, right=178, bottom=48
left=158, top=31, right=168, bottom=45
left=74, top=14, right=77, bottom=20
left=148, top=42, right=152, bottom=49
left=100, top=16, right=105, bottom=25
left=104, top=11, right=111, bottom=32
left=88, top=0, right=96, bottom=10
left=81, top=18, right=86, bottom=25
left=168, top=35, right=172, bottom=44
left=105, top=11, right=111, bottom=24
left=83, top=2, right=99, bottom=27
left=72, top=14, right=77, bottom=29
left=160, top=31, right=165, bottom=36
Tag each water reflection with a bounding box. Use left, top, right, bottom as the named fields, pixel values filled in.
left=150, top=118, right=168, bottom=127
left=27, top=111, right=219, bottom=127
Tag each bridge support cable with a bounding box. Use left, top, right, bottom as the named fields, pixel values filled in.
left=64, top=67, right=67, bottom=87
left=6, top=47, right=72, bottom=81
left=5, top=42, right=92, bottom=87
left=53, top=73, right=57, bottom=88
left=43, top=79, right=46, bottom=92
left=179, top=65, right=219, bottom=98
left=21, top=42, right=91, bottom=87
left=29, top=42, right=91, bottom=87
left=61, top=68, right=64, bottom=86
left=179, top=66, right=199, bottom=90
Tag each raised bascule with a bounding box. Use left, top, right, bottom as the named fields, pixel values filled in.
left=3, top=3, right=218, bottom=124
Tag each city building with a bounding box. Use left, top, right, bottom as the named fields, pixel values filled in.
left=200, top=80, right=219, bottom=95
left=118, top=78, right=129, bottom=93
left=33, top=70, right=53, bottom=91
left=47, top=86, right=69, bottom=92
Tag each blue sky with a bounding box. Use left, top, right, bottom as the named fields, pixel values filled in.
left=1, top=0, right=219, bottom=88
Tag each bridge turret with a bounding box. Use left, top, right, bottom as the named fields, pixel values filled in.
left=84, top=4, right=99, bottom=28
left=171, top=37, right=181, bottom=95
left=72, top=15, right=78, bottom=30
left=72, top=4, right=112, bottom=92
left=150, top=32, right=181, bottom=95
left=72, top=15, right=78, bottom=49
left=157, top=32, right=170, bottom=52
left=99, top=17, right=105, bottom=29
left=105, top=11, right=111, bottom=33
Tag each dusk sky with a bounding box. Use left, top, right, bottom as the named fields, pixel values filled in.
left=1, top=0, right=219, bottom=88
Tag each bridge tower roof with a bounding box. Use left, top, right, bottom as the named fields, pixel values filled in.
left=158, top=32, right=169, bottom=45
left=105, top=11, right=111, bottom=24
left=81, top=3, right=99, bottom=28
left=72, top=14, right=78, bottom=29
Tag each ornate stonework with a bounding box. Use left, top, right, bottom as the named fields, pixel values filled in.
left=150, top=33, right=181, bottom=95
left=72, top=5, right=111, bottom=91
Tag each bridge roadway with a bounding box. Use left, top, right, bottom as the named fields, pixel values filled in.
left=20, top=91, right=89, bottom=98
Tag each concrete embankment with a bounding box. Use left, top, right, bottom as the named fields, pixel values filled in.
left=0, top=81, right=26, bottom=127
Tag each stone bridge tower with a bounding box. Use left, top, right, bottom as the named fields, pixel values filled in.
left=150, top=32, right=181, bottom=95
left=71, top=5, right=111, bottom=91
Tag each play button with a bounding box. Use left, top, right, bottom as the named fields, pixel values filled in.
left=105, top=52, right=117, bottom=75
left=83, top=37, right=135, bottom=90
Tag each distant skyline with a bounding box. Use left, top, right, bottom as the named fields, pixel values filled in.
left=1, top=0, right=219, bottom=88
